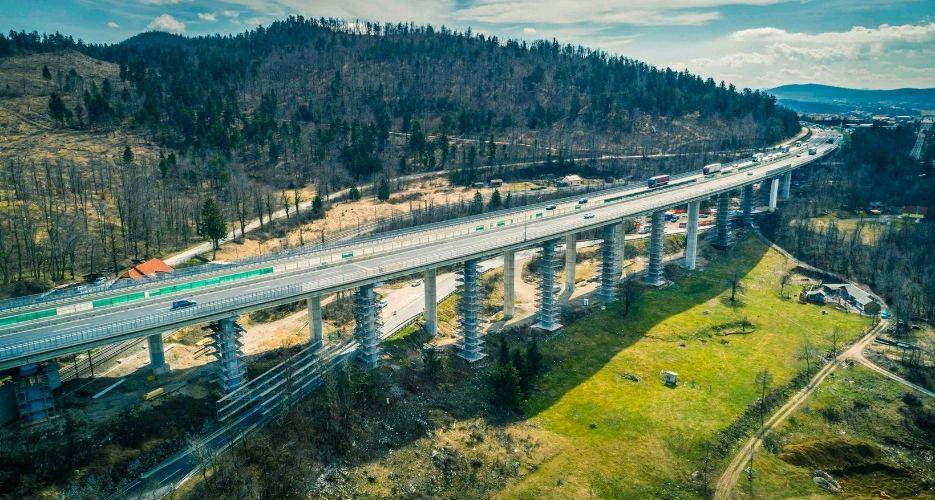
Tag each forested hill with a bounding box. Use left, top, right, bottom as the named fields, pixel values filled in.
left=0, top=19, right=798, bottom=295
left=3, top=18, right=798, bottom=188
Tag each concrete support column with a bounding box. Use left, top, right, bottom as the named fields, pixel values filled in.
left=503, top=250, right=515, bottom=319
left=210, top=317, right=246, bottom=393
left=147, top=333, right=170, bottom=375
left=616, top=222, right=627, bottom=278
left=780, top=171, right=792, bottom=200
left=307, top=295, right=323, bottom=347
left=423, top=269, right=438, bottom=336
left=598, top=224, right=621, bottom=302
left=534, top=239, right=562, bottom=331
left=741, top=184, right=755, bottom=226
left=644, top=211, right=666, bottom=286
left=354, top=284, right=382, bottom=368
left=13, top=362, right=57, bottom=424
left=761, top=177, right=772, bottom=206
left=684, top=200, right=700, bottom=270
left=769, top=178, right=780, bottom=212
left=562, top=233, right=577, bottom=303
left=457, top=259, right=486, bottom=362
left=714, top=192, right=733, bottom=249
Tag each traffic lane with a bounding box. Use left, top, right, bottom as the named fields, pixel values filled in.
left=0, top=174, right=677, bottom=328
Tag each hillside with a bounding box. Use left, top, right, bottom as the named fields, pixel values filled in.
left=0, top=19, right=800, bottom=295
left=767, top=83, right=935, bottom=115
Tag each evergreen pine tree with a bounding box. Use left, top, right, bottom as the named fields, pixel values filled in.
left=201, top=197, right=227, bottom=258
left=377, top=178, right=391, bottom=201
left=488, top=188, right=502, bottom=210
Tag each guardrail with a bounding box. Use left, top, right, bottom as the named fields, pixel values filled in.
left=0, top=180, right=640, bottom=316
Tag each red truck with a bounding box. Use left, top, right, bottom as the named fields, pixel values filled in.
left=647, top=174, right=671, bottom=188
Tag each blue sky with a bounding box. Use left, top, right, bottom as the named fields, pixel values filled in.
left=5, top=0, right=934, bottom=89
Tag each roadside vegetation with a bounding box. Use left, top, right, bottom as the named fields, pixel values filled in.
left=736, top=364, right=934, bottom=498
left=170, top=235, right=869, bottom=498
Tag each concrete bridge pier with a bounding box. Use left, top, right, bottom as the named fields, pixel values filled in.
left=769, top=178, right=780, bottom=212
left=598, top=224, right=621, bottom=302
left=616, top=221, right=627, bottom=278
left=307, top=295, right=323, bottom=348
left=147, top=333, right=170, bottom=375
left=533, top=239, right=562, bottom=331
left=354, top=284, right=382, bottom=368
left=562, top=233, right=577, bottom=304
left=644, top=211, right=666, bottom=287
left=423, top=269, right=438, bottom=336
left=209, top=317, right=246, bottom=393
left=741, top=184, right=755, bottom=226
left=13, top=361, right=59, bottom=424
left=780, top=171, right=792, bottom=200
left=713, top=192, right=733, bottom=250
left=683, top=201, right=700, bottom=270
left=503, top=250, right=515, bottom=319
left=457, top=259, right=485, bottom=362
left=761, top=177, right=772, bottom=206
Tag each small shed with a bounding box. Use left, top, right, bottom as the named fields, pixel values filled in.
left=489, top=179, right=504, bottom=187
left=663, top=371, right=678, bottom=387
left=559, top=174, right=583, bottom=187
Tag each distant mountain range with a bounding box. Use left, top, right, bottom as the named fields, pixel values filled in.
left=767, top=84, right=935, bottom=116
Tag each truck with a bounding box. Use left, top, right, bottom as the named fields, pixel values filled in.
left=647, top=174, right=670, bottom=188
left=808, top=147, right=817, bottom=155
left=702, top=162, right=722, bottom=175
left=751, top=153, right=765, bottom=163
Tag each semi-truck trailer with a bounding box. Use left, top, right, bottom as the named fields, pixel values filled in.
left=647, top=174, right=671, bottom=188
left=702, top=163, right=722, bottom=175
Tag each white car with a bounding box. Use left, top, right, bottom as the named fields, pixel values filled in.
left=583, top=212, right=595, bottom=219
left=410, top=280, right=421, bottom=287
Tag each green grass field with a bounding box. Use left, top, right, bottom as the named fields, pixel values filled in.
left=501, top=236, right=871, bottom=498
left=744, top=365, right=934, bottom=498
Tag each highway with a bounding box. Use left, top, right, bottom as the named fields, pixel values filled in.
left=0, top=131, right=837, bottom=370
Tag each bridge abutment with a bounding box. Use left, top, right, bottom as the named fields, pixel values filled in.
left=644, top=211, right=666, bottom=286
left=13, top=361, right=58, bottom=424
left=354, top=284, right=382, bottom=368
left=769, top=178, right=780, bottom=212
left=533, top=239, right=562, bottom=331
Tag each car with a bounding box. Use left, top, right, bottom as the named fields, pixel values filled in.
left=583, top=212, right=595, bottom=219
left=171, top=299, right=197, bottom=310
left=410, top=279, right=421, bottom=287
left=546, top=204, right=556, bottom=210
left=378, top=300, right=389, bottom=308
left=578, top=197, right=589, bottom=204
left=747, top=172, right=754, bottom=176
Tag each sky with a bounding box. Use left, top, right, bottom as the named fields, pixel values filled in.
left=4, top=0, right=934, bottom=90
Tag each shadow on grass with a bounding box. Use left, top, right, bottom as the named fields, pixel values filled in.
left=31, top=230, right=770, bottom=498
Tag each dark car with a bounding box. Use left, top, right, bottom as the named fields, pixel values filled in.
left=171, top=299, right=197, bottom=310
left=546, top=204, right=557, bottom=210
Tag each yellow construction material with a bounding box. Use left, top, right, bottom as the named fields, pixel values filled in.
left=144, top=387, right=164, bottom=401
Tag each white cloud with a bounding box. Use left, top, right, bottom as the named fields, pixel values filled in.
left=222, top=10, right=240, bottom=18
left=107, top=21, right=119, bottom=29
left=198, top=12, right=218, bottom=22
left=675, top=22, right=935, bottom=88
left=452, top=0, right=786, bottom=27
left=522, top=27, right=537, bottom=36
left=147, top=13, right=187, bottom=34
